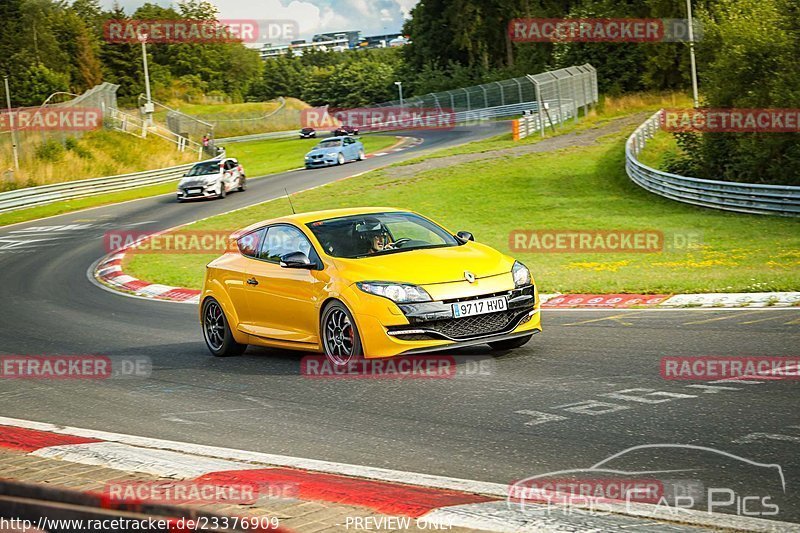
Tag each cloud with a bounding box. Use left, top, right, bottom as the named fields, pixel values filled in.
left=95, top=0, right=418, bottom=39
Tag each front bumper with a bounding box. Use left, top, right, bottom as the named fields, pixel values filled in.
left=305, top=156, right=337, bottom=168
left=177, top=183, right=218, bottom=200
left=354, top=285, right=541, bottom=358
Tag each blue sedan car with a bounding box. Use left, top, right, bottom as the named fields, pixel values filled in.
left=305, top=136, right=365, bottom=169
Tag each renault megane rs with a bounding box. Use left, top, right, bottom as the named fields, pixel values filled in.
left=201, top=208, right=541, bottom=364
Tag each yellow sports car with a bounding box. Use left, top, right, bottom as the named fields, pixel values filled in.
left=200, top=208, right=541, bottom=364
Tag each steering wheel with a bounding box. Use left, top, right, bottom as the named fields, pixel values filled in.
left=392, top=238, right=412, bottom=248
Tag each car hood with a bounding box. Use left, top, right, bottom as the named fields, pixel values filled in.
left=333, top=241, right=514, bottom=286
left=307, top=146, right=340, bottom=156
left=179, top=173, right=216, bottom=185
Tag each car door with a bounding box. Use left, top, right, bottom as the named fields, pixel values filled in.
left=242, top=224, right=328, bottom=346
left=222, top=159, right=235, bottom=190
left=343, top=137, right=356, bottom=160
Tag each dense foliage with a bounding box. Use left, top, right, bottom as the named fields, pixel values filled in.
left=665, top=0, right=800, bottom=184
left=1, top=0, right=796, bottom=183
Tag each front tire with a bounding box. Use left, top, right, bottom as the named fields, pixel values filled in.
left=337, top=153, right=345, bottom=165
left=321, top=301, right=362, bottom=366
left=217, top=181, right=226, bottom=199
left=357, top=149, right=365, bottom=161
left=488, top=334, right=533, bottom=351
left=202, top=298, right=246, bottom=357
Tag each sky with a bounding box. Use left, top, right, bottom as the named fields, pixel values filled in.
left=99, top=0, right=419, bottom=41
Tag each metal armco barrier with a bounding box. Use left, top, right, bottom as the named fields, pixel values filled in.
left=0, top=153, right=224, bottom=214
left=626, top=111, right=800, bottom=216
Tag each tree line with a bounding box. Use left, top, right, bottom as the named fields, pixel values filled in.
left=1, top=0, right=796, bottom=183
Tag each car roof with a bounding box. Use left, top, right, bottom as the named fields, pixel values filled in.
left=236, top=207, right=404, bottom=234
left=324, top=136, right=346, bottom=141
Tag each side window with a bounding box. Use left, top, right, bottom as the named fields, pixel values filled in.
left=344, top=137, right=354, bottom=145
left=224, top=160, right=234, bottom=170
left=259, top=225, right=316, bottom=263
left=237, top=228, right=265, bottom=258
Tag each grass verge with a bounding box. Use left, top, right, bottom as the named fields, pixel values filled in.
left=125, top=113, right=799, bottom=293
left=0, top=131, right=197, bottom=188
left=224, top=134, right=401, bottom=176
left=0, top=134, right=399, bottom=228
left=637, top=130, right=682, bottom=170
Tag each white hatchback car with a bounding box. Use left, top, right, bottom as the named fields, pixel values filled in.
left=177, top=158, right=246, bottom=201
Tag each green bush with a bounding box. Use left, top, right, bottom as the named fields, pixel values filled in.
left=64, top=137, right=93, bottom=160
left=34, top=140, right=65, bottom=162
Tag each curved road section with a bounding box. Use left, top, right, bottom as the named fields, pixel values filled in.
left=0, top=122, right=798, bottom=529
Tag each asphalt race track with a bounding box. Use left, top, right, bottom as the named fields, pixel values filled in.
left=1, top=123, right=799, bottom=524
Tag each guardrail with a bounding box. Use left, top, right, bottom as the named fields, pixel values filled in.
left=0, top=153, right=224, bottom=214
left=626, top=111, right=800, bottom=217
left=215, top=129, right=298, bottom=144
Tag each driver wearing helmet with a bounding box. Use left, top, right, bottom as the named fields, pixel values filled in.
left=356, top=218, right=394, bottom=254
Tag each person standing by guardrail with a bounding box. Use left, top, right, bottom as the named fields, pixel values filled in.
left=202, top=133, right=217, bottom=158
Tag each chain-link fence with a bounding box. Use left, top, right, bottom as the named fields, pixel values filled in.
left=164, top=97, right=303, bottom=139
left=374, top=64, right=597, bottom=128
left=1, top=83, right=121, bottom=186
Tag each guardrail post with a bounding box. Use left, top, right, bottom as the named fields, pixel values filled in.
left=495, top=82, right=505, bottom=107
left=534, top=79, right=545, bottom=137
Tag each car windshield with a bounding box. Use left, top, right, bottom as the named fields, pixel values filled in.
left=307, top=212, right=459, bottom=259
left=316, top=139, right=342, bottom=148
left=187, top=162, right=221, bottom=176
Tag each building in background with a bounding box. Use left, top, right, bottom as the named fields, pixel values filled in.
left=356, top=33, right=407, bottom=49
left=313, top=31, right=362, bottom=49
left=259, top=30, right=408, bottom=60
left=260, top=37, right=350, bottom=59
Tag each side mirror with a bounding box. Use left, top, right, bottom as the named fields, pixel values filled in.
left=280, top=251, right=314, bottom=269
left=456, top=231, right=474, bottom=242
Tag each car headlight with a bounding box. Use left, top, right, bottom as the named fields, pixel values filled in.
left=356, top=282, right=432, bottom=303
left=512, top=261, right=531, bottom=288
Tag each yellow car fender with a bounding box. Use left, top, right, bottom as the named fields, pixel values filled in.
left=200, top=281, right=249, bottom=345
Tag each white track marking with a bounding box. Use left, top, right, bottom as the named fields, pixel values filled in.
left=2, top=416, right=799, bottom=532
left=32, top=441, right=260, bottom=478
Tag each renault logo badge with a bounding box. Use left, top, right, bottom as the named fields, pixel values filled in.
left=464, top=271, right=476, bottom=283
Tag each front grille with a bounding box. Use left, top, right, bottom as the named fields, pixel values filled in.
left=420, top=310, right=520, bottom=340
left=443, top=290, right=511, bottom=304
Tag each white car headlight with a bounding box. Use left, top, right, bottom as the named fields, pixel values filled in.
left=512, top=261, right=531, bottom=288
left=357, top=282, right=432, bottom=303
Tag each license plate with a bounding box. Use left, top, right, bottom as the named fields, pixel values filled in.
left=452, top=296, right=507, bottom=318
left=188, top=188, right=201, bottom=194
